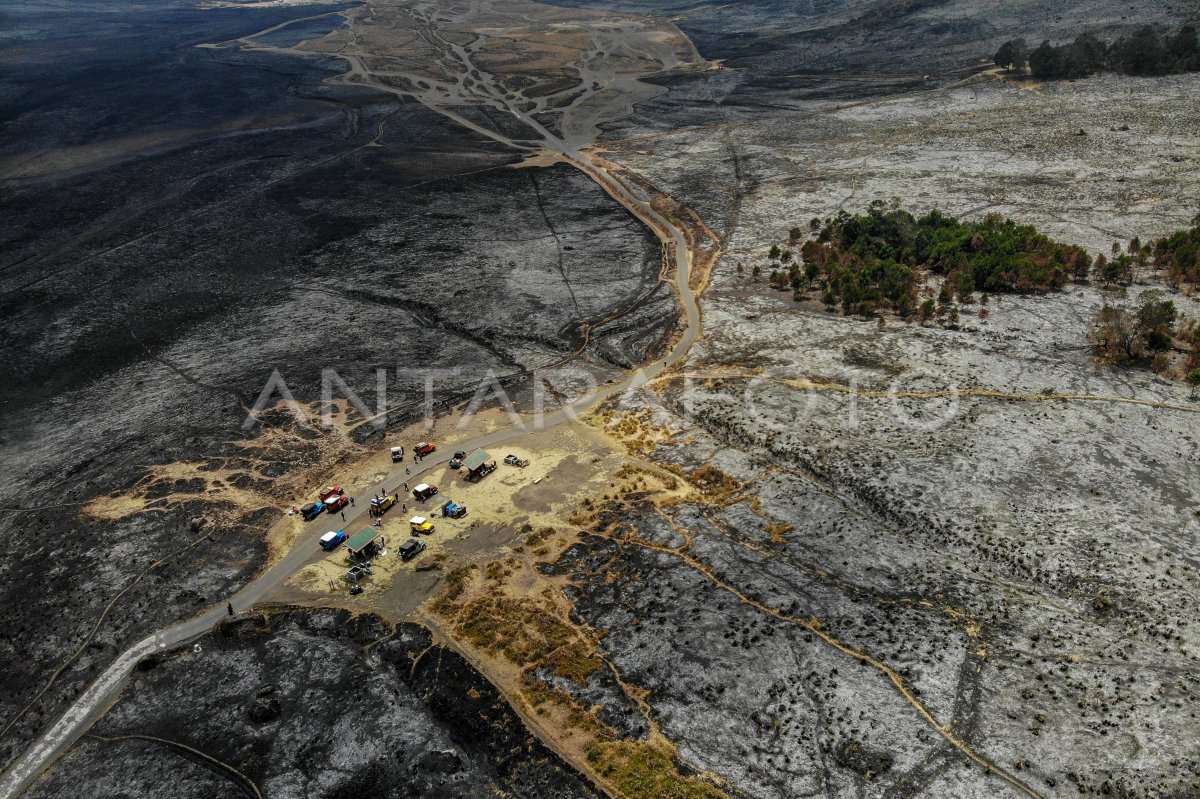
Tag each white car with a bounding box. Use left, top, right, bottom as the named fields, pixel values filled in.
left=319, top=530, right=347, bottom=551
left=412, top=483, right=438, bottom=500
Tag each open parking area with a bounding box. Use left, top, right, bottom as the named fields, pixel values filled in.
left=270, top=419, right=636, bottom=617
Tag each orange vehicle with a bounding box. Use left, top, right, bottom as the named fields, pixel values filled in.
left=414, top=441, right=436, bottom=456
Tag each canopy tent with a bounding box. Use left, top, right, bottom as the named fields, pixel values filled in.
left=463, top=450, right=492, bottom=474
left=345, top=527, right=383, bottom=555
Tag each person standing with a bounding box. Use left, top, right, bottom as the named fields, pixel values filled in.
left=227, top=602, right=234, bottom=617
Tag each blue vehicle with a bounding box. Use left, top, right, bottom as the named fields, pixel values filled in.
left=441, top=500, right=467, bottom=519
left=301, top=502, right=325, bottom=521
left=319, top=530, right=347, bottom=550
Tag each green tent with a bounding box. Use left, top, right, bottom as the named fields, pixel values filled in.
left=462, top=450, right=491, bottom=471
left=345, top=527, right=382, bottom=554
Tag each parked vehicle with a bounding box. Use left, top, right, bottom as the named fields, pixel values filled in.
left=325, top=494, right=349, bottom=513
left=441, top=500, right=467, bottom=519
left=449, top=450, right=467, bottom=469
left=370, top=494, right=397, bottom=516
left=414, top=441, right=436, bottom=456
left=319, top=530, right=347, bottom=550
left=409, top=516, right=435, bottom=535
left=319, top=485, right=344, bottom=503
left=391, top=446, right=404, bottom=463
left=399, top=539, right=427, bottom=561
left=301, top=502, right=325, bottom=521
left=464, top=462, right=496, bottom=482
left=504, top=454, right=530, bottom=467
left=412, top=483, right=438, bottom=501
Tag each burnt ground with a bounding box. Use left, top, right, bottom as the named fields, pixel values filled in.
left=22, top=609, right=600, bottom=799
left=6, top=0, right=1199, bottom=797
left=418, top=2, right=1196, bottom=799
left=547, top=0, right=1194, bottom=90
left=499, top=1, right=1199, bottom=792
left=546, top=0, right=1195, bottom=238
left=560, top=286, right=1200, bottom=797
left=0, top=0, right=670, bottom=776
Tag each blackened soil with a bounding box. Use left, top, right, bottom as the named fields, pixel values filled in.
left=0, top=0, right=668, bottom=773
left=23, top=609, right=600, bottom=799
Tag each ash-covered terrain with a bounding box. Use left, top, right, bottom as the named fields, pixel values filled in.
left=23, top=610, right=600, bottom=799
left=493, top=1, right=1200, bottom=796
left=0, top=0, right=670, bottom=782
left=3, top=0, right=1198, bottom=798
left=568, top=276, right=1200, bottom=796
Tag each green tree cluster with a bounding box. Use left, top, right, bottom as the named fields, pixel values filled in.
left=1151, top=216, right=1200, bottom=287
left=796, top=204, right=1089, bottom=316
left=995, top=26, right=1200, bottom=79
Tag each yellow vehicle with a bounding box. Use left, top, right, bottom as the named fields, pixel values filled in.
left=409, top=515, right=435, bottom=535
left=370, top=494, right=397, bottom=516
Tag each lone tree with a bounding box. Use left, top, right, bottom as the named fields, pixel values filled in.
left=1089, top=291, right=1178, bottom=361
left=919, top=298, right=935, bottom=324
left=994, top=38, right=1027, bottom=70
left=1089, top=304, right=1141, bottom=361
left=1069, top=248, right=1093, bottom=282
left=1135, top=290, right=1177, bottom=350
left=1188, top=368, right=1200, bottom=399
